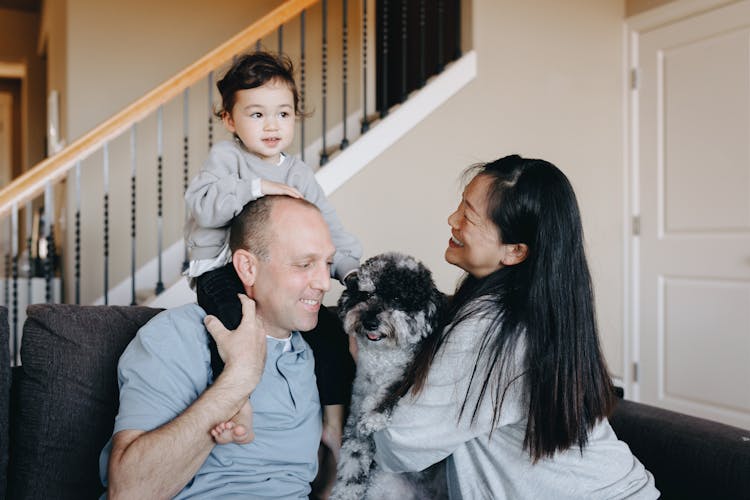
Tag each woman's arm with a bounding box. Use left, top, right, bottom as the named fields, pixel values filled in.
left=373, top=316, right=525, bottom=473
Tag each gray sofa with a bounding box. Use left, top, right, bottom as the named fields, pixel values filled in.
left=1, top=304, right=749, bottom=499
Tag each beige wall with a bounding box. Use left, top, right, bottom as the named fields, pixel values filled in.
left=330, top=0, right=627, bottom=377
left=0, top=7, right=46, bottom=170
left=58, top=0, right=288, bottom=304
left=65, top=0, right=287, bottom=141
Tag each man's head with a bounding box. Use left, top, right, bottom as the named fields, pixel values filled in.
left=229, top=196, right=335, bottom=338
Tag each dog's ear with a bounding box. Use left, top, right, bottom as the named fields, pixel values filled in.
left=344, top=271, right=359, bottom=292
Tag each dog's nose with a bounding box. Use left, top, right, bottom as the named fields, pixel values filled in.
left=361, top=313, right=379, bottom=331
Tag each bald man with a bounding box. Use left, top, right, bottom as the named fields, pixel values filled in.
left=100, top=196, right=335, bottom=499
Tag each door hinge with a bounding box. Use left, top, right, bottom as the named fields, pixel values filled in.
left=630, top=68, right=639, bottom=90
left=632, top=362, right=639, bottom=383
left=632, top=215, right=640, bottom=236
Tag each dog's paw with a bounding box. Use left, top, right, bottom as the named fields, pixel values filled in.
left=358, top=412, right=389, bottom=435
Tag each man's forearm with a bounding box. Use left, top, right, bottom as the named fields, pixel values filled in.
left=108, top=368, right=253, bottom=499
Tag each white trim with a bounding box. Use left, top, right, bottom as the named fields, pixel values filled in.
left=620, top=24, right=632, bottom=400
left=92, top=238, right=187, bottom=306
left=149, top=274, right=196, bottom=309
left=629, top=26, right=643, bottom=402
left=627, top=20, right=643, bottom=403
left=626, top=0, right=738, bottom=32
left=0, top=62, right=26, bottom=79
left=317, top=51, right=477, bottom=195
left=96, top=51, right=478, bottom=307
left=300, top=110, right=365, bottom=168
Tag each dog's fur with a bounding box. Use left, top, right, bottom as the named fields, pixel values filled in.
left=330, top=252, right=447, bottom=500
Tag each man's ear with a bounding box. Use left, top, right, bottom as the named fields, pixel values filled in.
left=500, top=243, right=528, bottom=266
left=233, top=249, right=258, bottom=290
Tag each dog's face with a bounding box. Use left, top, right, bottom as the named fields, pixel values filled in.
left=338, top=253, right=444, bottom=350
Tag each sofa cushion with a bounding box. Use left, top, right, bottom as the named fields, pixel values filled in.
left=7, top=303, right=161, bottom=499
left=610, top=398, right=750, bottom=499
left=0, top=306, right=9, bottom=496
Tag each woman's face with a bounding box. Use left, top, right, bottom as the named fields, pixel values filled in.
left=445, top=175, right=506, bottom=278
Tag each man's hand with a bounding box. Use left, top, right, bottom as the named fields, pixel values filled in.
left=109, top=298, right=267, bottom=499
left=260, top=179, right=303, bottom=199
left=204, top=294, right=267, bottom=389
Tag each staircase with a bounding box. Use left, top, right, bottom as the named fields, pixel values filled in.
left=0, top=0, right=472, bottom=365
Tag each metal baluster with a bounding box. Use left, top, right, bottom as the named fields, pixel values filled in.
left=103, top=143, right=110, bottom=304
left=155, top=106, right=165, bottom=295
left=419, top=0, right=426, bottom=88
left=182, top=89, right=190, bottom=272
left=11, top=203, right=18, bottom=366
left=361, top=0, right=370, bottom=133
left=130, top=126, right=137, bottom=305
left=4, top=222, right=9, bottom=307
left=320, top=0, right=329, bottom=166
left=380, top=0, right=389, bottom=117
left=44, top=183, right=56, bottom=303
left=278, top=25, right=283, bottom=53
left=300, top=10, right=306, bottom=161
left=208, top=72, right=214, bottom=149
left=437, top=0, right=445, bottom=72
left=25, top=202, right=32, bottom=308
left=453, top=0, right=461, bottom=59
left=340, top=0, right=349, bottom=150
left=400, top=0, right=407, bottom=103
left=75, top=161, right=81, bottom=304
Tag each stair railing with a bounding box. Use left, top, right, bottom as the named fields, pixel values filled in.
left=0, top=0, right=463, bottom=366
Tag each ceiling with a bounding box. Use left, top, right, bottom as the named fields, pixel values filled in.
left=0, top=0, right=41, bottom=12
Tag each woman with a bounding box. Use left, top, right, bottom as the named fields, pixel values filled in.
left=373, top=155, right=658, bottom=499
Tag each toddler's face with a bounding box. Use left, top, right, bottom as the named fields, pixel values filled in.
left=224, top=80, right=296, bottom=164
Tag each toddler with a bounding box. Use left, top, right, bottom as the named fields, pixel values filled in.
left=184, top=52, right=360, bottom=451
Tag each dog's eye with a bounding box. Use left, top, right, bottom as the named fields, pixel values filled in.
left=357, top=291, right=372, bottom=302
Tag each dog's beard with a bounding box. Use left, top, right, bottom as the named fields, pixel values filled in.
left=345, top=304, right=396, bottom=344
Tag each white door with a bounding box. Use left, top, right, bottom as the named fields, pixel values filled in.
left=0, top=91, right=12, bottom=189
left=637, top=0, right=750, bottom=430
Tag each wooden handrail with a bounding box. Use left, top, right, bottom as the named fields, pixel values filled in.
left=0, top=0, right=319, bottom=219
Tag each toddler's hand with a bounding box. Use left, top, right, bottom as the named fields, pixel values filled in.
left=261, top=179, right=303, bottom=199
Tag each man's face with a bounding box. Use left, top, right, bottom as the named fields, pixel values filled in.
left=251, top=201, right=335, bottom=338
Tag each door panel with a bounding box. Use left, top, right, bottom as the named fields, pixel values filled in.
left=638, top=0, right=750, bottom=430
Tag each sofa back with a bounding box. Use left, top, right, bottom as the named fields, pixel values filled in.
left=610, top=396, right=750, bottom=499
left=6, top=303, right=161, bottom=499
left=3, top=302, right=750, bottom=500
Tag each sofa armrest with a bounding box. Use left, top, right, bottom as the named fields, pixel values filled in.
left=610, top=397, right=750, bottom=499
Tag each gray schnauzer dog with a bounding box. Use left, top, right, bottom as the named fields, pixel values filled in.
left=330, top=252, right=447, bottom=500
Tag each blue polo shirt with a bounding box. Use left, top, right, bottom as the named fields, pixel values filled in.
left=99, top=304, right=322, bottom=499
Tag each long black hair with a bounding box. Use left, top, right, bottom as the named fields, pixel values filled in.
left=402, top=155, right=614, bottom=462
